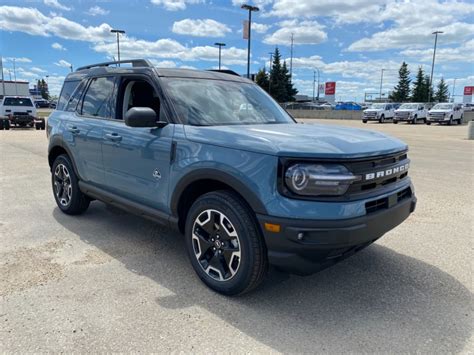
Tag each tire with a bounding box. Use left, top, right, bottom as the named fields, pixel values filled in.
left=379, top=115, right=385, bottom=123
left=185, top=190, right=267, bottom=296
left=4, top=120, right=10, bottom=130
left=459, top=115, right=463, bottom=125
left=412, top=115, right=417, bottom=124
left=426, top=122, right=431, bottom=125
left=40, top=120, right=46, bottom=130
left=362, top=120, right=367, bottom=124
left=51, top=154, right=90, bottom=215
left=393, top=120, right=398, bottom=124
left=35, top=122, right=41, bottom=130
left=448, top=116, right=453, bottom=125
left=0, top=120, right=4, bottom=130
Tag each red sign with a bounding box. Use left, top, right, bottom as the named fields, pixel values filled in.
left=464, top=86, right=474, bottom=95
left=325, top=82, right=336, bottom=95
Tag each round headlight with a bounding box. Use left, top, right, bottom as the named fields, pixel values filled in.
left=286, top=165, right=309, bottom=191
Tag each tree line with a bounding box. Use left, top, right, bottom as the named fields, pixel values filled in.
left=255, top=47, right=298, bottom=103
left=389, top=62, right=449, bottom=103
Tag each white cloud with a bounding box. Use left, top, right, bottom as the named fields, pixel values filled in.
left=172, top=19, right=231, bottom=37
left=251, top=22, right=270, bottom=34
left=150, top=0, right=203, bottom=11
left=263, top=20, right=327, bottom=46
left=86, top=5, right=109, bottom=16
left=54, top=59, right=72, bottom=68
left=400, top=40, right=474, bottom=63
left=150, top=60, right=177, bottom=68
left=4, top=57, right=32, bottom=63
left=44, top=0, right=71, bottom=11
left=51, top=42, right=66, bottom=51
left=31, top=67, right=47, bottom=73
left=0, top=6, right=112, bottom=42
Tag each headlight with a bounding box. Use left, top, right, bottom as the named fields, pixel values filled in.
left=285, top=164, right=360, bottom=196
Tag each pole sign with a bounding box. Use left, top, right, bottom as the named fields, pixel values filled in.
left=318, top=84, right=325, bottom=93
left=242, top=20, right=249, bottom=39
left=325, top=82, right=336, bottom=95
left=463, top=86, right=474, bottom=103
left=325, top=82, right=336, bottom=103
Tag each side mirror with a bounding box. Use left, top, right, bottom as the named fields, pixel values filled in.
left=124, top=107, right=167, bottom=128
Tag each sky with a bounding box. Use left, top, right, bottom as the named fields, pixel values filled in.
left=0, top=0, right=473, bottom=101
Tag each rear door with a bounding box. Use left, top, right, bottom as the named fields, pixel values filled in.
left=101, top=75, right=174, bottom=212
left=68, top=76, right=117, bottom=184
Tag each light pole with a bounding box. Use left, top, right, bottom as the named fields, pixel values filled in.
left=451, top=78, right=457, bottom=102
left=214, top=42, right=226, bottom=70
left=45, top=75, right=50, bottom=99
left=110, top=29, right=126, bottom=66
left=13, top=58, right=18, bottom=95
left=0, top=56, right=5, bottom=97
left=241, top=4, right=259, bottom=78
left=379, top=68, right=389, bottom=102
left=314, top=68, right=320, bottom=102
left=428, top=31, right=443, bottom=103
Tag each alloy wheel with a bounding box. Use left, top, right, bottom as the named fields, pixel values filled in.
left=54, top=163, right=72, bottom=207
left=192, top=209, right=241, bottom=281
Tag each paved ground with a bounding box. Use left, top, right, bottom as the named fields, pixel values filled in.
left=1, top=119, right=472, bottom=353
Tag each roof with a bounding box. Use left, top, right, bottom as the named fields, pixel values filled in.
left=67, top=59, right=250, bottom=83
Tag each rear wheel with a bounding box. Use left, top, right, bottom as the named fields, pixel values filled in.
left=51, top=154, right=90, bottom=215
left=0, top=120, right=4, bottom=130
left=4, top=120, right=10, bottom=130
left=379, top=114, right=385, bottom=123
left=185, top=191, right=267, bottom=295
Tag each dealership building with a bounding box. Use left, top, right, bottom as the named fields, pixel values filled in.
left=0, top=80, right=30, bottom=98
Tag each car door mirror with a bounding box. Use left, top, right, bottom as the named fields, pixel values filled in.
left=125, top=107, right=167, bottom=128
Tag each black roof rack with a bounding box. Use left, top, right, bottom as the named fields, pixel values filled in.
left=207, top=69, right=240, bottom=77
left=76, top=59, right=152, bottom=71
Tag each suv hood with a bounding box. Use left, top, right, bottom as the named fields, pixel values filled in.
left=395, top=109, right=415, bottom=112
left=364, top=109, right=382, bottom=113
left=184, top=123, right=407, bottom=159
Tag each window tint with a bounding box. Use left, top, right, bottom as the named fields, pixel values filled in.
left=3, top=97, right=33, bottom=106
left=81, top=77, right=116, bottom=118
left=57, top=81, right=80, bottom=111
left=65, top=81, right=86, bottom=112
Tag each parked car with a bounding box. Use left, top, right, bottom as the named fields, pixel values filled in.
left=426, top=103, right=464, bottom=125
left=462, top=103, right=474, bottom=112
left=47, top=59, right=416, bottom=295
left=362, top=103, right=396, bottom=123
left=393, top=103, right=427, bottom=124
left=335, top=102, right=362, bottom=111
left=34, top=99, right=50, bottom=108
left=0, top=96, right=45, bottom=130
left=49, top=101, right=57, bottom=109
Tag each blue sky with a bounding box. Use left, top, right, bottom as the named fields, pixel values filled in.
left=1, top=0, right=473, bottom=101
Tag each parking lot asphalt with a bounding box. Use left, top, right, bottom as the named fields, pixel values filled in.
left=1, top=119, right=473, bottom=353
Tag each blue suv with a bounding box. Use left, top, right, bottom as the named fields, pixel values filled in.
left=48, top=59, right=416, bottom=295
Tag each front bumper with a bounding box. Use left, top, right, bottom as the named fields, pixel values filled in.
left=257, top=194, right=416, bottom=275
left=363, top=116, right=379, bottom=121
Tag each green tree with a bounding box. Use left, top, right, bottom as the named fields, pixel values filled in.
left=255, top=67, right=269, bottom=94
left=434, top=77, right=449, bottom=102
left=411, top=67, right=426, bottom=102
left=36, top=79, right=49, bottom=100
left=424, top=75, right=433, bottom=102
left=266, top=47, right=298, bottom=102
left=389, top=62, right=411, bottom=102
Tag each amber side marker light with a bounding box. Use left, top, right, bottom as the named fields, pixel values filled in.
left=264, top=223, right=281, bottom=233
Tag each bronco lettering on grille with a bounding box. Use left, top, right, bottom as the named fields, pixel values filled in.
left=365, top=163, right=409, bottom=181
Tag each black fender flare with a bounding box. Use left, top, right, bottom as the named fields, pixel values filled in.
left=48, top=137, right=83, bottom=180
left=170, top=168, right=268, bottom=217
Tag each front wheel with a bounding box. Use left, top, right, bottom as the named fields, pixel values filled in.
left=379, top=115, right=385, bottom=123
left=458, top=115, right=463, bottom=125
left=51, top=154, right=90, bottom=215
left=362, top=120, right=367, bottom=123
left=448, top=116, right=453, bottom=125
left=185, top=191, right=267, bottom=295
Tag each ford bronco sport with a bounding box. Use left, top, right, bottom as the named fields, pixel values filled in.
left=48, top=60, right=417, bottom=295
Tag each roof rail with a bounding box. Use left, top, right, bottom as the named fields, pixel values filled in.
left=207, top=69, right=240, bottom=77
left=76, top=59, right=153, bottom=71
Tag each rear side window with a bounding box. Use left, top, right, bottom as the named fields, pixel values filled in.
left=57, top=81, right=80, bottom=111
left=3, top=97, right=33, bottom=107
left=80, top=77, right=116, bottom=118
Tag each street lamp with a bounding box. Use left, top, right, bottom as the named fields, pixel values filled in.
left=451, top=78, right=457, bottom=102
left=241, top=4, right=259, bottom=78
left=45, top=75, right=50, bottom=98
left=214, top=42, right=226, bottom=70
left=110, top=29, right=126, bottom=66
left=428, top=31, right=443, bottom=103
left=313, top=68, right=320, bottom=102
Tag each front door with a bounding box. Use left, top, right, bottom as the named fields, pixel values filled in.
left=101, top=77, right=174, bottom=212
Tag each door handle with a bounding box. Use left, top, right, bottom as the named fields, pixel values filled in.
left=105, top=133, right=122, bottom=142
left=67, top=126, right=80, bottom=134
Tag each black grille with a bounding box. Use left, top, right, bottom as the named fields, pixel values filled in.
left=365, top=197, right=388, bottom=214
left=365, top=187, right=412, bottom=214
left=13, top=112, right=29, bottom=116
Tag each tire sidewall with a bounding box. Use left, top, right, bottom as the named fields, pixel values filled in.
left=185, top=192, right=260, bottom=294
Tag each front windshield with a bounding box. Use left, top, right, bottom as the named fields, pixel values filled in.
left=370, top=104, right=385, bottom=109
left=399, top=104, right=418, bottom=109
left=162, top=78, right=295, bottom=126
left=432, top=104, right=453, bottom=110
